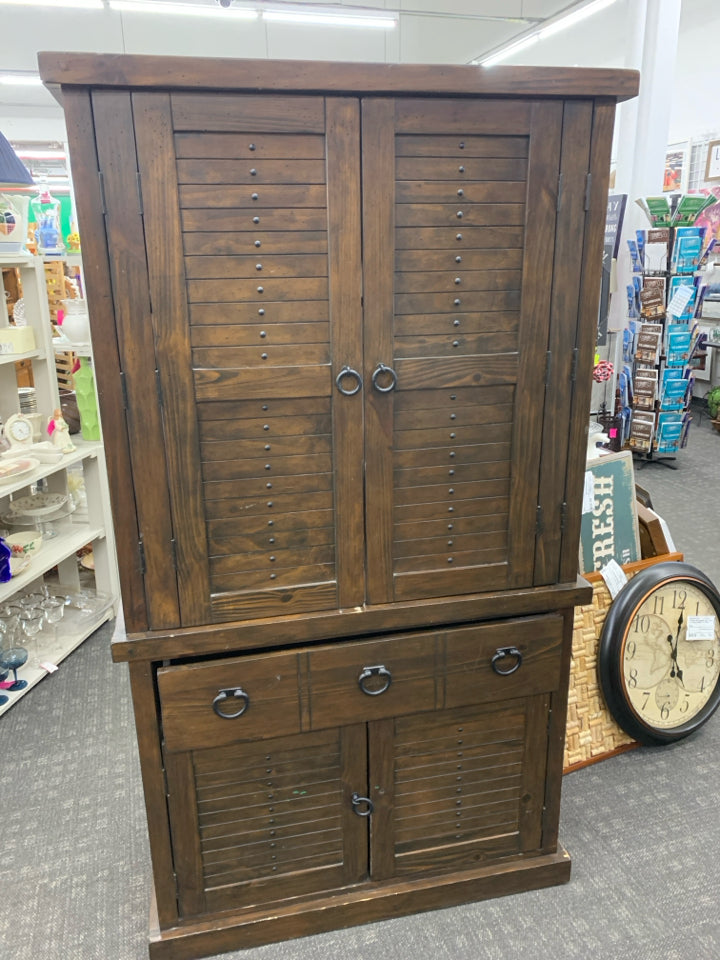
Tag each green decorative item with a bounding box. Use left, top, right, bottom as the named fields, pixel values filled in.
left=73, top=356, right=101, bottom=441
left=707, top=386, right=720, bottom=421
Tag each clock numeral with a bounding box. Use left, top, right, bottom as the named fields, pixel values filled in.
left=706, top=650, right=715, bottom=669
left=628, top=667, right=639, bottom=688
left=696, top=600, right=702, bottom=615
left=679, top=697, right=689, bottom=714
left=653, top=595, right=665, bottom=615
left=633, top=615, right=651, bottom=634
left=672, top=589, right=687, bottom=609
left=660, top=703, right=670, bottom=721
left=626, top=639, right=637, bottom=660
left=642, top=691, right=650, bottom=711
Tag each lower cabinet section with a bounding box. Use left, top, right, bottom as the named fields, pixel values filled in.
left=153, top=613, right=569, bottom=938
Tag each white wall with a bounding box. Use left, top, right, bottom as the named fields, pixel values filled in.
left=1, top=0, right=719, bottom=153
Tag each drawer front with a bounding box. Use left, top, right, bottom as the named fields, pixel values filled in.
left=157, top=613, right=565, bottom=750
left=307, top=633, right=440, bottom=729
left=442, top=614, right=564, bottom=709
left=158, top=649, right=301, bottom=752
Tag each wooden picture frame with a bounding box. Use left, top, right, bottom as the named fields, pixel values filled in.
left=705, top=140, right=720, bottom=182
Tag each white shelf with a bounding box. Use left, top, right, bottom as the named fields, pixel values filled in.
left=0, top=439, right=102, bottom=499
left=0, top=596, right=114, bottom=717
left=0, top=522, right=106, bottom=603
left=0, top=349, right=45, bottom=366
left=53, top=336, right=91, bottom=355
left=0, top=253, right=35, bottom=268
left=0, top=254, right=120, bottom=713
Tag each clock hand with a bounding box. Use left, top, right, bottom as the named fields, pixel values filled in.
left=670, top=611, right=686, bottom=686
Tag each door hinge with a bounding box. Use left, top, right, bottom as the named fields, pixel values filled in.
left=155, top=367, right=163, bottom=407
left=536, top=505, right=544, bottom=536
left=138, top=537, right=146, bottom=575
left=556, top=172, right=563, bottom=212
left=119, top=370, right=128, bottom=410
left=584, top=172, right=592, bottom=211
left=544, top=350, right=552, bottom=387
left=570, top=347, right=579, bottom=383
left=560, top=501, right=568, bottom=532
left=136, top=171, right=144, bottom=216
left=97, top=170, right=107, bottom=216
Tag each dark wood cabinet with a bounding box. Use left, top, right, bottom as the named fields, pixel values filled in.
left=40, top=53, right=638, bottom=959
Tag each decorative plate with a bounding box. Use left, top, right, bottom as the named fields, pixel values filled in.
left=0, top=458, right=39, bottom=483
left=8, top=492, right=69, bottom=518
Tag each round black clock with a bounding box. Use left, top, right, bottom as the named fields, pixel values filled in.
left=599, top=562, right=720, bottom=745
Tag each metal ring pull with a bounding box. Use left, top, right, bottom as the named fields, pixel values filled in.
left=358, top=664, right=392, bottom=696
left=351, top=793, right=374, bottom=816
left=335, top=365, right=363, bottom=396
left=371, top=362, right=398, bottom=393
left=212, top=687, right=250, bottom=718
left=490, top=647, right=523, bottom=676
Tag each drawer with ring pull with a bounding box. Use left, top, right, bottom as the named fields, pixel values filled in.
left=306, top=614, right=564, bottom=729
left=157, top=648, right=302, bottom=753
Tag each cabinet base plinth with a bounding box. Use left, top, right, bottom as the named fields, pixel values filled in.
left=148, top=846, right=571, bottom=960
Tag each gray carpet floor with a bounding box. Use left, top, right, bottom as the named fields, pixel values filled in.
left=1, top=406, right=718, bottom=960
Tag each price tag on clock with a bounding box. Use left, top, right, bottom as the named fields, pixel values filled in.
left=686, top=616, right=716, bottom=641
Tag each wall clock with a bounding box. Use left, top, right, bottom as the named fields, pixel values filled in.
left=599, top=562, right=720, bottom=745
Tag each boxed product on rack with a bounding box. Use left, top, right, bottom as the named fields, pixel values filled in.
left=635, top=322, right=663, bottom=363
left=666, top=324, right=693, bottom=363
left=633, top=368, right=658, bottom=409
left=644, top=228, right=671, bottom=273
left=667, top=275, right=697, bottom=320
left=671, top=227, right=703, bottom=273
left=639, top=280, right=666, bottom=319
left=660, top=373, right=692, bottom=410
left=628, top=410, right=655, bottom=452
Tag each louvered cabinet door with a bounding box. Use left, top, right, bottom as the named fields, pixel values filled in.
left=119, top=92, right=364, bottom=627
left=362, top=98, right=563, bottom=603
left=163, top=725, right=368, bottom=918
left=367, top=697, right=552, bottom=880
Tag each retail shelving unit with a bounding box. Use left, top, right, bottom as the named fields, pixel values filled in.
left=0, top=252, right=119, bottom=714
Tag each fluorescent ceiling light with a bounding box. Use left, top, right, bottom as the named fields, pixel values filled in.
left=0, top=0, right=104, bottom=7
left=109, top=1, right=258, bottom=17
left=540, top=0, right=617, bottom=38
left=262, top=8, right=396, bottom=28
left=0, top=74, right=44, bottom=86
left=480, top=33, right=539, bottom=67
left=16, top=150, right=67, bottom=159
left=478, top=0, right=618, bottom=66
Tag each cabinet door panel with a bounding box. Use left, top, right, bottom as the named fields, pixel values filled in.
left=363, top=98, right=563, bottom=604
left=368, top=697, right=551, bottom=881
left=165, top=725, right=368, bottom=918
left=130, top=93, right=364, bottom=626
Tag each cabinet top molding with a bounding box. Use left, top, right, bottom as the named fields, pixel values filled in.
left=38, top=52, right=639, bottom=103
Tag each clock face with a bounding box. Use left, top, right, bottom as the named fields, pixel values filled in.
left=4, top=415, right=33, bottom=446
left=600, top=563, right=720, bottom=745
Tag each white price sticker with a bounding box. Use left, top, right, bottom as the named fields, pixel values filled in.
left=600, top=558, right=628, bottom=600
left=582, top=470, right=595, bottom=514
left=686, top=616, right=717, bottom=642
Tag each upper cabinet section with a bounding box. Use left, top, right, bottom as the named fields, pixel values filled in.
left=40, top=56, right=639, bottom=633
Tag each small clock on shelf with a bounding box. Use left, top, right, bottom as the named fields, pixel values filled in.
left=599, top=562, right=720, bottom=745
left=3, top=414, right=34, bottom=451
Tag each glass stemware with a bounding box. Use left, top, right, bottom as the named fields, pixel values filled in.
left=0, top=645, right=29, bottom=691
left=40, top=597, right=64, bottom=645
left=0, top=658, right=9, bottom=705
left=18, top=608, right=44, bottom=666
